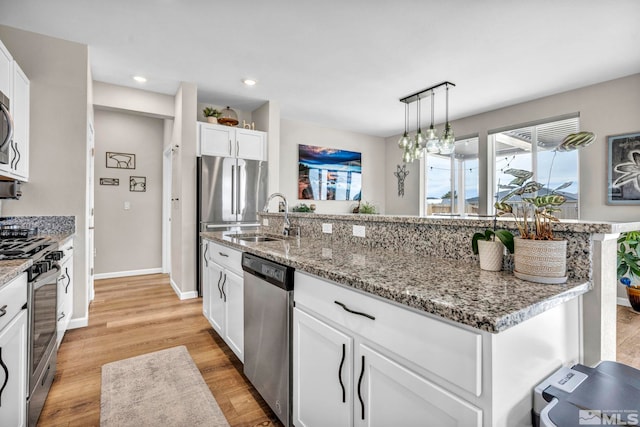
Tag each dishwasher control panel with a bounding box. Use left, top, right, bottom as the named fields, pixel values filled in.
left=242, top=252, right=294, bottom=291
left=261, top=264, right=284, bottom=282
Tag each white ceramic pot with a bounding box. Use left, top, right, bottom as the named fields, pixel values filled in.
left=513, top=237, right=567, bottom=284
left=206, top=116, right=218, bottom=124
left=477, top=240, right=504, bottom=271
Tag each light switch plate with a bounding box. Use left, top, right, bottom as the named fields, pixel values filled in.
left=124, top=201, right=131, bottom=210
left=263, top=218, right=269, bottom=226
left=322, top=223, right=332, bottom=233
left=353, top=225, right=366, bottom=238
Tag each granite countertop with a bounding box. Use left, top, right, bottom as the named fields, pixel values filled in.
left=0, top=231, right=75, bottom=288
left=202, top=231, right=591, bottom=333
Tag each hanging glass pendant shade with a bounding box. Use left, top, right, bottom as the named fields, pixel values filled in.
left=414, top=96, right=426, bottom=150
left=439, top=85, right=455, bottom=155
left=425, top=90, right=440, bottom=153
left=398, top=103, right=411, bottom=148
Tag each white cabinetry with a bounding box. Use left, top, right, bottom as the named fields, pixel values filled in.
left=293, top=272, right=483, bottom=427
left=0, top=39, right=11, bottom=97
left=0, top=272, right=28, bottom=427
left=202, top=239, right=244, bottom=362
left=10, top=63, right=29, bottom=180
left=56, top=239, right=74, bottom=347
left=198, top=122, right=266, bottom=161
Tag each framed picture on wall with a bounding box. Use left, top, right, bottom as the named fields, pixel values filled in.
left=106, top=152, right=136, bottom=169
left=607, top=131, right=640, bottom=204
left=129, top=176, right=146, bottom=192
left=99, top=178, right=119, bottom=186
left=298, top=144, right=362, bottom=201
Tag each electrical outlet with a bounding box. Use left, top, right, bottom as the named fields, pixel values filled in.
left=352, top=225, right=366, bottom=238
left=263, top=218, right=269, bottom=226
left=322, top=223, right=333, bottom=233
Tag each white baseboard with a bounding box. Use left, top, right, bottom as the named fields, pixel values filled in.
left=170, top=277, right=198, bottom=300
left=68, top=316, right=88, bottom=329
left=94, top=268, right=163, bottom=280
left=618, top=297, right=631, bottom=307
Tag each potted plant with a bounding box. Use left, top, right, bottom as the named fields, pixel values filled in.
left=353, top=201, right=377, bottom=214
left=472, top=228, right=514, bottom=271
left=618, top=230, right=640, bottom=311
left=202, top=107, right=222, bottom=124
left=495, top=131, right=596, bottom=283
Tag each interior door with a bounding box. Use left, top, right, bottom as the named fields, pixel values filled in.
left=87, top=121, right=95, bottom=301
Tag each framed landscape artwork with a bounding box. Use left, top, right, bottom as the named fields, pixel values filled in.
left=607, top=131, right=640, bottom=205
left=298, top=144, right=362, bottom=201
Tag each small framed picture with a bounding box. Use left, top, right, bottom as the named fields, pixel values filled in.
left=607, top=131, right=640, bottom=204
left=106, top=152, right=136, bottom=169
left=129, top=176, right=146, bottom=192
left=99, top=178, right=119, bottom=186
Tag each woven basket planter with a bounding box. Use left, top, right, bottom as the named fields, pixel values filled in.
left=513, top=237, right=567, bottom=284
left=477, top=240, right=504, bottom=271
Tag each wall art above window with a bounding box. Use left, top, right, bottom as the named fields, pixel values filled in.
left=129, top=176, right=146, bottom=192
left=106, top=152, right=136, bottom=169
left=608, top=131, right=640, bottom=205
left=99, top=178, right=119, bottom=186
left=298, top=144, right=362, bottom=201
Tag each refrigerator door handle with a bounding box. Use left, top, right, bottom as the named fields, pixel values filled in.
left=231, top=165, right=235, bottom=214
left=236, top=165, right=242, bottom=214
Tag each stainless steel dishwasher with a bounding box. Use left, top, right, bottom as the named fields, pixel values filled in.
left=242, top=252, right=294, bottom=427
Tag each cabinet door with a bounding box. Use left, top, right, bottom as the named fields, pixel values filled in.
left=223, top=269, right=244, bottom=362
left=202, top=242, right=210, bottom=318
left=293, top=308, right=353, bottom=427
left=0, top=309, right=28, bottom=427
left=62, top=255, right=74, bottom=329
left=208, top=262, right=225, bottom=335
left=200, top=123, right=233, bottom=157
left=0, top=40, right=11, bottom=97
left=56, top=263, right=68, bottom=347
left=235, top=128, right=265, bottom=161
left=11, top=63, right=29, bottom=180
left=355, top=344, right=482, bottom=427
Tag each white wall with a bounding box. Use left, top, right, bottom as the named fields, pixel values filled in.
left=279, top=119, right=387, bottom=214
left=253, top=101, right=281, bottom=197
left=93, top=81, right=174, bottom=119
left=0, top=25, right=90, bottom=323
left=94, top=109, right=163, bottom=275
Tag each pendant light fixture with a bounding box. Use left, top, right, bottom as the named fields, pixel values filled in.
left=397, top=103, right=410, bottom=149
left=398, top=81, right=456, bottom=161
left=425, top=90, right=440, bottom=153
left=439, top=84, right=455, bottom=155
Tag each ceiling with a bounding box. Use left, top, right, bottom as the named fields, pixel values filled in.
left=1, top=0, right=639, bottom=138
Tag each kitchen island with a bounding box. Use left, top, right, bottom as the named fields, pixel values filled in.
left=202, top=213, right=639, bottom=427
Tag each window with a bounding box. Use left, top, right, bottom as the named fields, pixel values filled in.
left=425, top=136, right=479, bottom=215
left=491, top=116, right=580, bottom=219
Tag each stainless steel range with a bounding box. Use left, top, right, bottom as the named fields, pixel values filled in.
left=0, top=236, right=62, bottom=426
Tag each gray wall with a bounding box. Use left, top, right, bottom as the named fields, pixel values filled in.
left=0, top=25, right=90, bottom=323
left=279, top=118, right=387, bottom=214
left=94, top=109, right=163, bottom=275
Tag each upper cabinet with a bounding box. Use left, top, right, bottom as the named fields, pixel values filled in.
left=0, top=40, right=12, bottom=97
left=198, top=122, right=266, bottom=161
left=10, top=63, right=29, bottom=180
left=0, top=38, right=30, bottom=182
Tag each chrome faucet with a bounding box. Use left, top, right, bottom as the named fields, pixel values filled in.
left=263, top=192, right=291, bottom=235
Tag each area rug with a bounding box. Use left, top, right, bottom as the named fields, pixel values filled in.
left=100, top=346, right=230, bottom=427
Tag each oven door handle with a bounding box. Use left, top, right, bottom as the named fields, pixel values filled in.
left=32, top=265, right=61, bottom=291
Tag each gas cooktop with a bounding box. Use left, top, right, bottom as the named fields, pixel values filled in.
left=0, top=236, right=57, bottom=260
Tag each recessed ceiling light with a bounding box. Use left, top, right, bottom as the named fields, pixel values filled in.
left=133, top=75, right=147, bottom=83
left=243, top=79, right=257, bottom=86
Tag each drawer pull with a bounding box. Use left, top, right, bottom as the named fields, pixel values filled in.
left=334, top=301, right=375, bottom=320
left=339, top=343, right=346, bottom=403
left=218, top=252, right=229, bottom=258
left=358, top=355, right=365, bottom=420
left=0, top=305, right=6, bottom=318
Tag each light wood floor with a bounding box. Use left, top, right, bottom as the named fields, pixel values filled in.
left=38, top=274, right=280, bottom=427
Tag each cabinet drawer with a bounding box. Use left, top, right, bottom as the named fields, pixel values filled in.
left=0, top=272, right=27, bottom=331
left=207, top=241, right=243, bottom=275
left=294, top=272, right=482, bottom=396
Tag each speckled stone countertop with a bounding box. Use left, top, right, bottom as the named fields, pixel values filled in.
left=202, top=231, right=591, bottom=333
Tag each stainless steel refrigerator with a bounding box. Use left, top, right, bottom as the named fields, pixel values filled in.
left=197, top=155, right=268, bottom=295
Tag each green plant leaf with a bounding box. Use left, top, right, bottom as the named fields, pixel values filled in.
left=494, top=229, right=514, bottom=253
left=494, top=201, right=512, bottom=213
left=556, top=132, right=596, bottom=152
left=553, top=181, right=573, bottom=192
left=531, top=194, right=566, bottom=207
left=518, top=181, right=544, bottom=194
left=503, top=168, right=533, bottom=180
left=471, top=232, right=489, bottom=254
